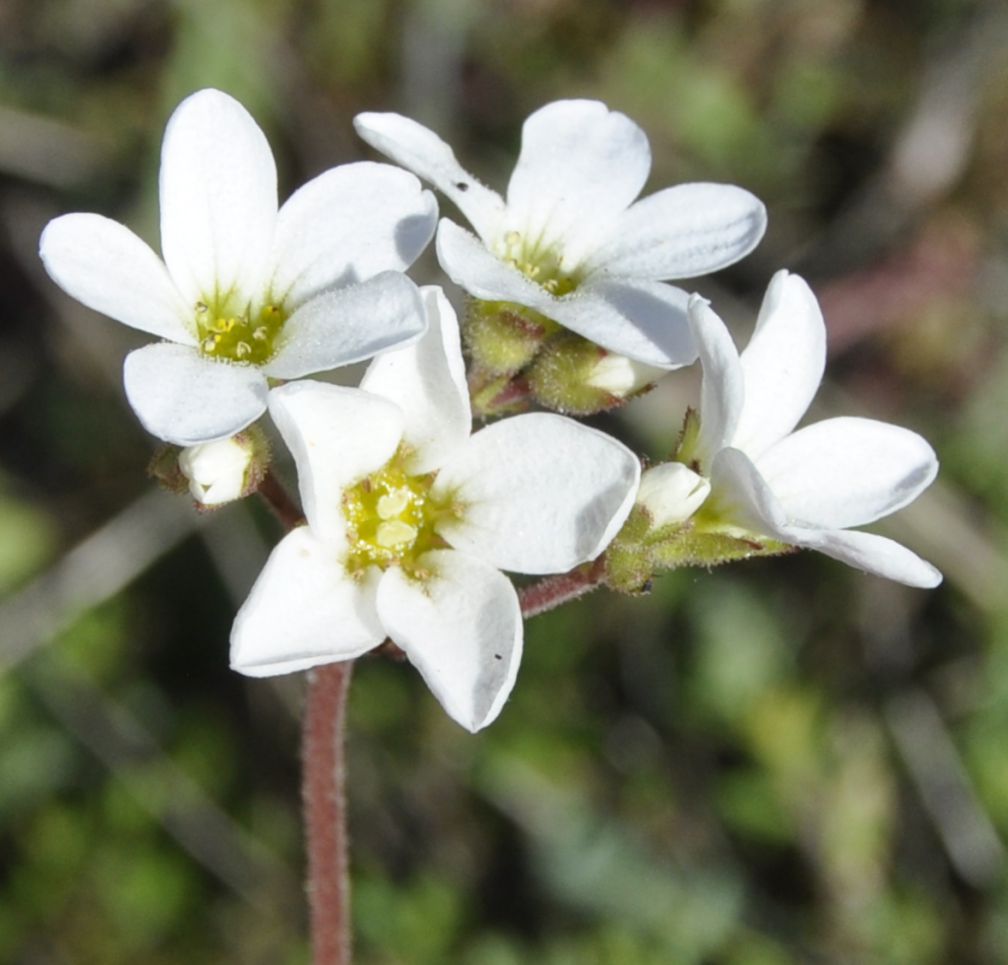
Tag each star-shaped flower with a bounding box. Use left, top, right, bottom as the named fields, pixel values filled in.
left=354, top=99, right=766, bottom=368
left=230, top=287, right=641, bottom=731
left=660, top=270, right=941, bottom=587
left=40, top=88, right=437, bottom=445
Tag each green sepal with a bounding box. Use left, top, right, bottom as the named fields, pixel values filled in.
left=604, top=504, right=796, bottom=595
left=527, top=332, right=623, bottom=416
left=464, top=299, right=556, bottom=376
left=147, top=444, right=189, bottom=495
left=674, top=407, right=702, bottom=465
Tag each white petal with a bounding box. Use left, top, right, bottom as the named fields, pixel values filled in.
left=268, top=381, right=404, bottom=544
left=434, top=413, right=640, bottom=574
left=178, top=437, right=253, bottom=505
left=123, top=343, right=268, bottom=445
left=439, top=221, right=698, bottom=367
left=506, top=100, right=650, bottom=258
left=376, top=551, right=521, bottom=732
left=734, top=271, right=826, bottom=458
left=585, top=354, right=666, bottom=397
left=708, top=447, right=790, bottom=537
left=689, top=295, right=744, bottom=467
left=548, top=279, right=696, bottom=368
left=436, top=218, right=558, bottom=308
left=270, top=161, right=437, bottom=308
left=636, top=463, right=710, bottom=527
left=353, top=111, right=505, bottom=242
left=756, top=417, right=938, bottom=529
left=230, top=527, right=384, bottom=677
left=39, top=214, right=193, bottom=343
left=359, top=286, right=471, bottom=473
left=710, top=451, right=942, bottom=588
left=262, top=272, right=426, bottom=380
left=586, top=183, right=766, bottom=280
left=159, top=89, right=277, bottom=307
left=785, top=527, right=942, bottom=588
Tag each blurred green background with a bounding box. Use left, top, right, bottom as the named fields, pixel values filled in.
left=2, top=0, right=1008, bottom=961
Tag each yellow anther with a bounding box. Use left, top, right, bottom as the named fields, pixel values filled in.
left=376, top=520, right=418, bottom=548
left=196, top=298, right=286, bottom=364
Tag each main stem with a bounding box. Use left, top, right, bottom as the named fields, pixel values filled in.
left=257, top=475, right=353, bottom=963
left=302, top=661, right=354, bottom=965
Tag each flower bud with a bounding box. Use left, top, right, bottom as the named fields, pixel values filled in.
left=636, top=462, right=710, bottom=529
left=529, top=334, right=661, bottom=415
left=464, top=300, right=554, bottom=376
left=178, top=429, right=267, bottom=506
left=585, top=353, right=665, bottom=398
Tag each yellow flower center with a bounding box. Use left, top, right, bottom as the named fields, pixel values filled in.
left=342, top=451, right=462, bottom=579
left=496, top=231, right=581, bottom=296
left=196, top=298, right=286, bottom=365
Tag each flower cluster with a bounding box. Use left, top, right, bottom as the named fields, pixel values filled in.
left=40, top=89, right=941, bottom=731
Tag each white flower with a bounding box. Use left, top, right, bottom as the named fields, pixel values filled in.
left=40, top=88, right=438, bottom=446
left=354, top=100, right=766, bottom=369
left=178, top=436, right=254, bottom=505
left=230, top=287, right=641, bottom=731
left=674, top=270, right=941, bottom=587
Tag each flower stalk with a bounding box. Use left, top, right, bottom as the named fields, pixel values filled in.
left=256, top=469, right=305, bottom=531
left=302, top=661, right=355, bottom=965
left=518, top=557, right=608, bottom=618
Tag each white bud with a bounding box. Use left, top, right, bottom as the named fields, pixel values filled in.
left=178, top=437, right=254, bottom=506
left=636, top=462, right=710, bottom=528
left=585, top=353, right=665, bottom=397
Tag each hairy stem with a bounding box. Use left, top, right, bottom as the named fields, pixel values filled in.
left=303, top=661, right=355, bottom=965
left=518, top=557, right=607, bottom=618
left=257, top=469, right=304, bottom=531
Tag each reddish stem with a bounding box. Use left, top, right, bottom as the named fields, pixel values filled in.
left=303, top=661, right=354, bottom=965
left=518, top=557, right=607, bottom=618
left=257, top=469, right=304, bottom=531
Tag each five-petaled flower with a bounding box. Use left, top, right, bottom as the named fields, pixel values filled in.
left=230, top=287, right=641, bottom=731
left=354, top=99, right=767, bottom=369
left=662, top=270, right=941, bottom=587
left=40, top=88, right=437, bottom=445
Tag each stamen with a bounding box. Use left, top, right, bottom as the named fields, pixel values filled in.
left=195, top=299, right=287, bottom=364
left=494, top=231, right=580, bottom=297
